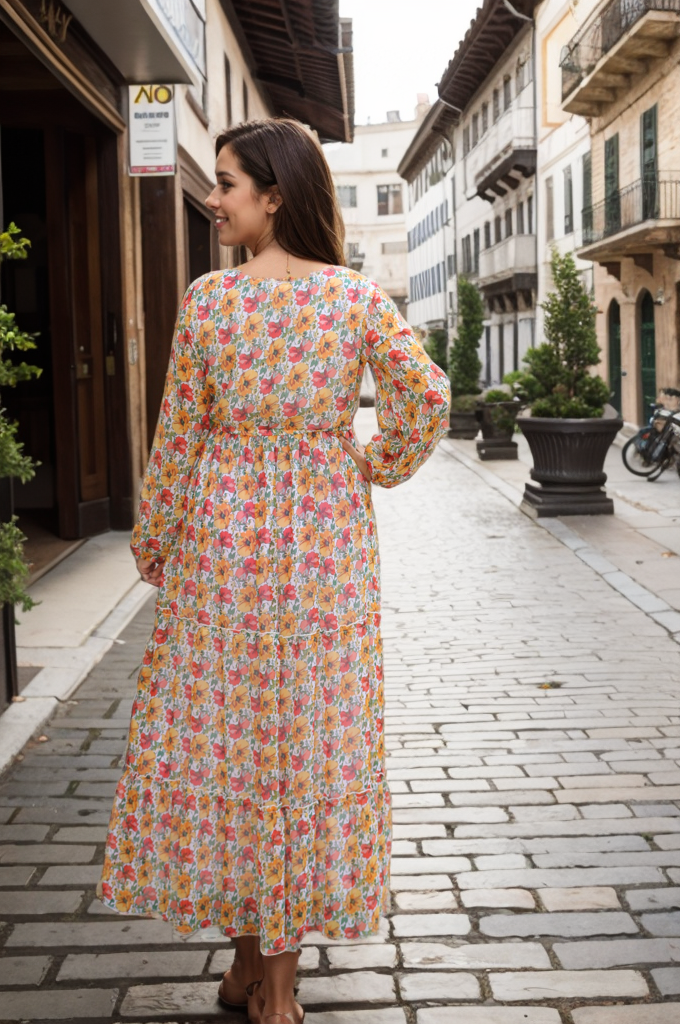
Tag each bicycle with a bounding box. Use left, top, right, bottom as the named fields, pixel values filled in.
left=621, top=387, right=680, bottom=481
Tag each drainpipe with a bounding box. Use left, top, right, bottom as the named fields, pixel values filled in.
left=502, top=0, right=539, bottom=350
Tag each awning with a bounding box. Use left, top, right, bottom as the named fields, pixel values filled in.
left=63, top=0, right=203, bottom=86
left=225, top=0, right=354, bottom=143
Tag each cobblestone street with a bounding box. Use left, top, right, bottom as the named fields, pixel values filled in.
left=2, top=418, right=680, bottom=1023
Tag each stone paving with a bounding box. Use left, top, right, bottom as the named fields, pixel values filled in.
left=1, top=426, right=680, bottom=1022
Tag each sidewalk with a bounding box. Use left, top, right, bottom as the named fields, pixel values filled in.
left=0, top=533, right=150, bottom=771
left=0, top=411, right=679, bottom=1023
left=445, top=430, right=680, bottom=639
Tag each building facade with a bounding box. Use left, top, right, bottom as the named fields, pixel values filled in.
left=559, top=0, right=680, bottom=426
left=535, top=0, right=596, bottom=348
left=400, top=112, right=455, bottom=337
left=0, top=0, right=353, bottom=558
left=399, top=0, right=540, bottom=378
left=325, top=105, right=426, bottom=315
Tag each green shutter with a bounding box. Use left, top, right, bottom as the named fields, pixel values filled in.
left=641, top=105, right=658, bottom=219
left=582, top=151, right=593, bottom=240
left=604, top=134, right=620, bottom=234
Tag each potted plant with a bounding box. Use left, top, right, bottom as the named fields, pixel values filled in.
left=476, top=387, right=522, bottom=460
left=448, top=276, right=482, bottom=439
left=512, top=248, right=622, bottom=516
left=0, top=223, right=40, bottom=705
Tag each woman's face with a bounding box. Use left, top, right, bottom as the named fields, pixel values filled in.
left=205, top=145, right=279, bottom=252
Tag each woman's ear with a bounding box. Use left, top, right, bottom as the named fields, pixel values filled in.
left=266, top=187, right=283, bottom=213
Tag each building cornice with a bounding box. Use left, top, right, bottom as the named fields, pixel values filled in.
left=398, top=0, right=540, bottom=183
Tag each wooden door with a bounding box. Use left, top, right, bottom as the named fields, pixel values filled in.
left=45, top=128, right=109, bottom=537
left=608, top=300, right=622, bottom=414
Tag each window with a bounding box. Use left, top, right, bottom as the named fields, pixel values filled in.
left=224, top=57, right=233, bottom=126
left=377, top=184, right=403, bottom=215
left=494, top=215, right=502, bottom=244
left=381, top=240, right=407, bottom=254
left=347, top=241, right=361, bottom=258
left=516, top=61, right=524, bottom=95
left=337, top=185, right=357, bottom=208
left=381, top=148, right=388, bottom=157
left=482, top=102, right=489, bottom=134
left=463, top=125, right=470, bottom=156
left=517, top=201, right=525, bottom=235
left=242, top=80, right=249, bottom=121
left=604, top=134, right=620, bottom=233
left=527, top=194, right=534, bottom=234
left=503, top=75, right=512, bottom=111
left=447, top=253, right=456, bottom=277
left=505, top=208, right=513, bottom=237
left=582, top=151, right=592, bottom=238
left=492, top=88, right=500, bottom=122
left=545, top=176, right=555, bottom=241
left=564, top=165, right=574, bottom=234
left=484, top=221, right=491, bottom=249
left=472, top=112, right=479, bottom=147
left=473, top=228, right=480, bottom=274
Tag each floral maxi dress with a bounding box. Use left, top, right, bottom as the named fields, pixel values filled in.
left=100, top=266, right=450, bottom=953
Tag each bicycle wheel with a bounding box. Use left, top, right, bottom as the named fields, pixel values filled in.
left=648, top=458, right=672, bottom=482
left=622, top=433, right=659, bottom=477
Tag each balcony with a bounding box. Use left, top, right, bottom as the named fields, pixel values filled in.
left=478, top=234, right=537, bottom=308
left=63, top=0, right=205, bottom=84
left=561, top=0, right=680, bottom=117
left=467, top=100, right=536, bottom=203
left=579, top=176, right=680, bottom=264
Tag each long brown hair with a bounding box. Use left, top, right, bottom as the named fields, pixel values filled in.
left=215, top=118, right=345, bottom=267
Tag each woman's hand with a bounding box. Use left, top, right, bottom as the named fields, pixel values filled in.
left=340, top=436, right=371, bottom=482
left=135, top=556, right=165, bottom=588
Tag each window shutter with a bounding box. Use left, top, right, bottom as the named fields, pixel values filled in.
left=641, top=105, right=658, bottom=220
left=604, top=135, right=620, bottom=234
left=582, top=151, right=592, bottom=240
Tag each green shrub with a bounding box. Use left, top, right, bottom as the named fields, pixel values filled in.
left=449, top=394, right=479, bottom=414
left=0, top=223, right=41, bottom=612
left=483, top=388, right=512, bottom=404
left=511, top=248, right=610, bottom=418
left=449, top=277, right=482, bottom=398
left=423, top=328, right=449, bottom=374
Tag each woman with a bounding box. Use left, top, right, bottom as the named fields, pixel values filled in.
left=100, top=118, right=450, bottom=1024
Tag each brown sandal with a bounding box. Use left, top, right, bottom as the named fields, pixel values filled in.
left=217, top=975, right=263, bottom=1014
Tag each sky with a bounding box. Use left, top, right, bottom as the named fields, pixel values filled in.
left=339, top=0, right=483, bottom=125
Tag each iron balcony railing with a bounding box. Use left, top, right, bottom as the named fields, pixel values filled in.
left=561, top=0, right=680, bottom=100
left=582, top=175, right=680, bottom=245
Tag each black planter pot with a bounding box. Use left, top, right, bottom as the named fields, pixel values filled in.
left=449, top=411, right=479, bottom=440
left=476, top=402, right=520, bottom=461
left=519, top=405, right=623, bottom=517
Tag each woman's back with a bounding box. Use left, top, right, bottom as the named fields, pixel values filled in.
left=186, top=265, right=379, bottom=433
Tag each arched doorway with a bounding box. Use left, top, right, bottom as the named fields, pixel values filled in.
left=608, top=300, right=622, bottom=413
left=639, top=290, right=657, bottom=421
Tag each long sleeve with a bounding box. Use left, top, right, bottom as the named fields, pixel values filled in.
left=362, top=285, right=451, bottom=488
left=131, top=283, right=212, bottom=561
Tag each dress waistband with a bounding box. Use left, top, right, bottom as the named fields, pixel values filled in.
left=208, top=425, right=353, bottom=438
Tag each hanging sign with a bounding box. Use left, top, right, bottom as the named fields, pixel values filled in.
left=129, top=84, right=177, bottom=176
